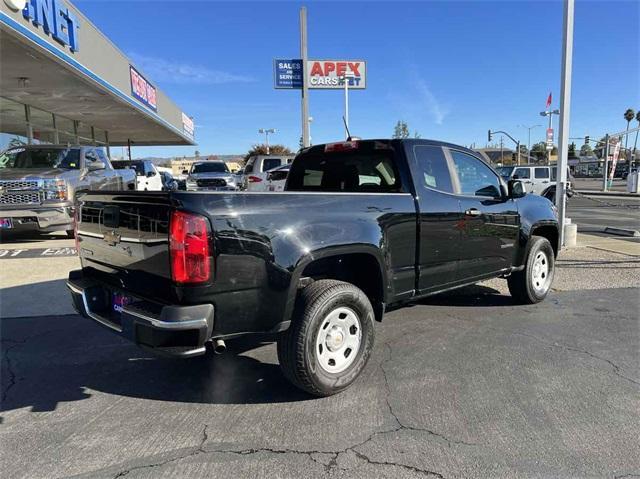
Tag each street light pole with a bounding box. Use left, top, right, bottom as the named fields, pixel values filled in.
left=300, top=7, right=310, bottom=148
left=519, top=124, right=542, bottom=160
left=258, top=128, right=276, bottom=154
left=555, top=0, right=574, bottom=249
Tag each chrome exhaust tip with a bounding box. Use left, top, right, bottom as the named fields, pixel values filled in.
left=213, top=339, right=226, bottom=355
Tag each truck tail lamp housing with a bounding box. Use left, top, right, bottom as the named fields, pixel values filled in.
left=324, top=141, right=359, bottom=153
left=169, top=211, right=211, bottom=284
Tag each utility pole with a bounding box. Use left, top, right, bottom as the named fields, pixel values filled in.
left=603, top=134, right=610, bottom=192
left=342, top=72, right=354, bottom=139
left=300, top=7, right=310, bottom=148
left=555, top=0, right=574, bottom=248
left=500, top=137, right=504, bottom=164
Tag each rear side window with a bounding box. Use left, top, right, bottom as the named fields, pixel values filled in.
left=244, top=158, right=255, bottom=174
left=287, top=145, right=402, bottom=193
left=535, top=167, right=549, bottom=179
left=551, top=167, right=557, bottom=181
left=514, top=168, right=530, bottom=179
left=262, top=158, right=281, bottom=172
left=413, top=145, right=453, bottom=193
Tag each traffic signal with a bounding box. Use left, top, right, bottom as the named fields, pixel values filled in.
left=585, top=135, right=590, bottom=144
left=488, top=130, right=492, bottom=142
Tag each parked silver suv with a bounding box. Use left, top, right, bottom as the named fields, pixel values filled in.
left=0, top=145, right=136, bottom=237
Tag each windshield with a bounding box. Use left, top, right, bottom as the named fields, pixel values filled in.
left=191, top=162, right=229, bottom=174
left=496, top=166, right=514, bottom=179
left=0, top=148, right=80, bottom=169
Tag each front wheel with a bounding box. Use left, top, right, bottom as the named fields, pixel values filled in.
left=277, top=280, right=375, bottom=397
left=508, top=235, right=555, bottom=304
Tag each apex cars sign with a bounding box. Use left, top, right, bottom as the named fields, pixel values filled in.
left=273, top=59, right=366, bottom=90
left=130, top=65, right=157, bottom=111
left=308, top=60, right=366, bottom=89
left=21, top=0, right=80, bottom=52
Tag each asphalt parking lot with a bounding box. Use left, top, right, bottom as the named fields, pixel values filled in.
left=1, top=286, right=639, bottom=478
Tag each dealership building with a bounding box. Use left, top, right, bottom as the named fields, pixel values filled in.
left=0, top=0, right=194, bottom=154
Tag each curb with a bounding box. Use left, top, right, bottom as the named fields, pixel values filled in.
left=577, top=190, right=640, bottom=198
left=604, top=227, right=640, bottom=237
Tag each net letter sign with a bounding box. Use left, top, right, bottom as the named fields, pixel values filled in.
left=130, top=65, right=157, bottom=111
left=307, top=60, right=366, bottom=89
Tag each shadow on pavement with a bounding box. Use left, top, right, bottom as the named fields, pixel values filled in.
left=0, top=281, right=517, bottom=414
left=0, top=230, right=69, bottom=244
left=418, top=284, right=516, bottom=307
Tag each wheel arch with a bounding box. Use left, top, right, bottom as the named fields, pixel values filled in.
left=284, top=245, right=388, bottom=323
left=516, top=221, right=559, bottom=267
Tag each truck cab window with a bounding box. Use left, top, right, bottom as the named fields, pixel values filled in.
left=288, top=145, right=402, bottom=193
left=450, top=150, right=502, bottom=198
left=412, top=145, right=453, bottom=193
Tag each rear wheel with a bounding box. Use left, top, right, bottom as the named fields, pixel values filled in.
left=277, top=280, right=375, bottom=396
left=508, top=235, right=555, bottom=304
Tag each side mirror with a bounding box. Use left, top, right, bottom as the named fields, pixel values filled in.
left=87, top=161, right=105, bottom=171
left=508, top=179, right=526, bottom=199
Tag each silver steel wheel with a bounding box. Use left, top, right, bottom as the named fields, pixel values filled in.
left=531, top=250, right=551, bottom=294
left=315, top=306, right=362, bottom=374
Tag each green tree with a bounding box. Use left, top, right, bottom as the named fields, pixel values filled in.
left=530, top=142, right=547, bottom=161
left=392, top=120, right=410, bottom=139
left=195, top=150, right=201, bottom=159
left=245, top=144, right=294, bottom=161
left=568, top=142, right=577, bottom=159
left=579, top=143, right=593, bottom=157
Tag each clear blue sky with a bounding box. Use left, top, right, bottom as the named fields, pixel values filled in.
left=75, top=0, right=639, bottom=158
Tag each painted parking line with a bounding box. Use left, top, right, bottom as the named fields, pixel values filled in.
left=0, top=247, right=77, bottom=259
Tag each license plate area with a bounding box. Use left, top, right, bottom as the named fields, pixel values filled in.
left=110, top=291, right=133, bottom=326
left=0, top=218, right=13, bottom=229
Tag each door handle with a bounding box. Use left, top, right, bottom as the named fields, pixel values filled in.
left=465, top=208, right=482, bottom=217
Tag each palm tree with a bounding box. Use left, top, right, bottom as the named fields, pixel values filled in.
left=623, top=109, right=635, bottom=159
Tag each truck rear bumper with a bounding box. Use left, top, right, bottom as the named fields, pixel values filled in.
left=67, top=270, right=214, bottom=358
left=0, top=205, right=73, bottom=232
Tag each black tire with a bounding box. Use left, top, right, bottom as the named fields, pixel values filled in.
left=66, top=229, right=75, bottom=239
left=277, top=279, right=375, bottom=397
left=508, top=235, right=555, bottom=304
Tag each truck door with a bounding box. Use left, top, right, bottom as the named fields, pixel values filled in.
left=532, top=167, right=551, bottom=194
left=513, top=167, right=534, bottom=193
left=83, top=150, right=108, bottom=190
left=406, top=144, right=462, bottom=294
left=446, top=148, right=519, bottom=281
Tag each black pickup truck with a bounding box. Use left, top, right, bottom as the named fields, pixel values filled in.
left=67, top=139, right=559, bottom=396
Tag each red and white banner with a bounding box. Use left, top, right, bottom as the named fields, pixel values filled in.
left=608, top=138, right=621, bottom=183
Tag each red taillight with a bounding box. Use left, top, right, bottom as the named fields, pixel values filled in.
left=248, top=175, right=262, bottom=183
left=169, top=211, right=211, bottom=284
left=324, top=141, right=359, bottom=153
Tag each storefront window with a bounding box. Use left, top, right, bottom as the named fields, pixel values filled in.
left=0, top=97, right=28, bottom=150
left=29, top=105, right=56, bottom=144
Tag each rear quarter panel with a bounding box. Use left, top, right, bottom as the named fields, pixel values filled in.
left=172, top=191, right=417, bottom=336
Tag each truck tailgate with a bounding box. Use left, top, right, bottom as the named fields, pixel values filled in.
left=76, top=191, right=175, bottom=302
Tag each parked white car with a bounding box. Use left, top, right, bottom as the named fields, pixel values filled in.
left=112, top=160, right=163, bottom=191
left=497, top=165, right=572, bottom=195
left=266, top=164, right=290, bottom=192
left=243, top=155, right=294, bottom=191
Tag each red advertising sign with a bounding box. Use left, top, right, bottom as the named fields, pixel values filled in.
left=130, top=66, right=157, bottom=111
left=307, top=60, right=366, bottom=89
